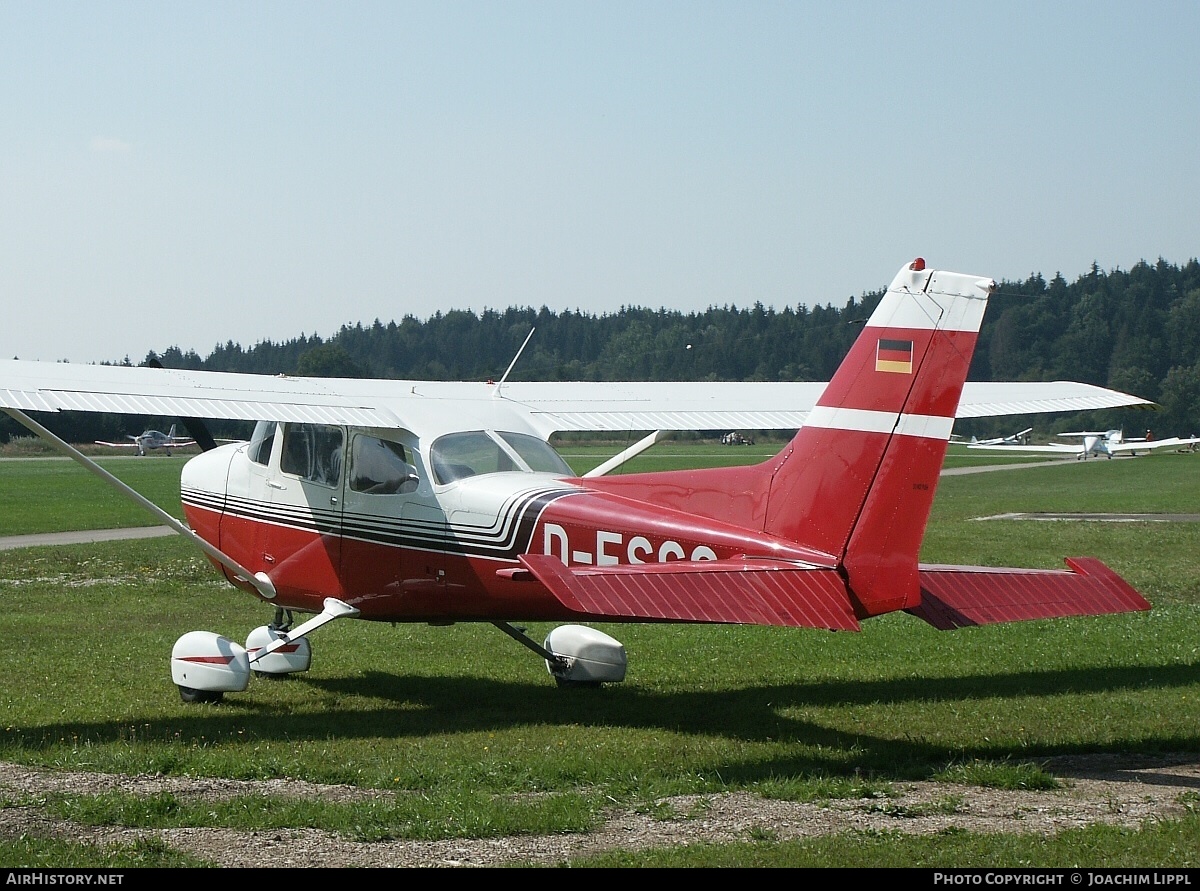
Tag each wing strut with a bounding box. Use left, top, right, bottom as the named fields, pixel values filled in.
left=250, top=597, right=360, bottom=664
left=492, top=621, right=570, bottom=674
left=582, top=430, right=666, bottom=478
left=493, top=326, right=536, bottom=398
left=3, top=408, right=277, bottom=601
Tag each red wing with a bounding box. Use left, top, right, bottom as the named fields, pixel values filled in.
left=518, top=554, right=860, bottom=630
left=911, top=558, right=1151, bottom=630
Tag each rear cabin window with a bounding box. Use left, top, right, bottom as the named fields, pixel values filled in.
left=280, top=424, right=344, bottom=487
left=349, top=435, right=416, bottom=494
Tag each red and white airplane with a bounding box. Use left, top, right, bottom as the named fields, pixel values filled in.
left=0, top=259, right=1153, bottom=702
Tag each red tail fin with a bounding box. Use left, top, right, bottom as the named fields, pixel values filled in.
left=764, top=259, right=995, bottom=616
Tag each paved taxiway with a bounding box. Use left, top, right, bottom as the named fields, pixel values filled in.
left=0, top=525, right=177, bottom=551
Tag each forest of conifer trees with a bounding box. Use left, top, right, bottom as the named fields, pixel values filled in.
left=6, top=257, right=1200, bottom=445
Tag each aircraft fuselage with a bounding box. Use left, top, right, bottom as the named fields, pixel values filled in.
left=181, top=434, right=830, bottom=623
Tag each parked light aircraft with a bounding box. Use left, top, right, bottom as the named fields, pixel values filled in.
left=0, top=259, right=1155, bottom=703
left=969, top=428, right=1200, bottom=460
left=969, top=427, right=1033, bottom=446
left=96, top=424, right=196, bottom=456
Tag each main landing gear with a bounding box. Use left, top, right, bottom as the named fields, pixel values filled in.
left=495, top=622, right=627, bottom=687
left=170, top=605, right=629, bottom=704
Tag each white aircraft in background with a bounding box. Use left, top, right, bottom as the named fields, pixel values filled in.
left=969, top=427, right=1033, bottom=446
left=969, top=428, right=1200, bottom=460
left=0, top=258, right=1156, bottom=705
left=95, top=424, right=197, bottom=456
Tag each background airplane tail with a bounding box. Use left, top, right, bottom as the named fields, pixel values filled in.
left=763, top=259, right=993, bottom=616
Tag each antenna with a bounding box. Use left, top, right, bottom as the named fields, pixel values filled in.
left=495, top=327, right=535, bottom=397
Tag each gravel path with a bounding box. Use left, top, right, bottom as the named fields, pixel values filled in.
left=1, top=754, right=1197, bottom=867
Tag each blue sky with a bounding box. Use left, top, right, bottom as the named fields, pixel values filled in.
left=3, top=1, right=1198, bottom=365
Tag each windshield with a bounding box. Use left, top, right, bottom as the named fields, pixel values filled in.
left=497, top=431, right=573, bottom=474
left=430, top=430, right=571, bottom=484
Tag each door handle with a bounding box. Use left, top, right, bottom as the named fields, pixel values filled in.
left=267, top=480, right=286, bottom=490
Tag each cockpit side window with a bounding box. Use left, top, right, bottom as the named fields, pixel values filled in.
left=349, top=434, right=419, bottom=494
left=280, top=423, right=344, bottom=487
left=248, top=420, right=277, bottom=466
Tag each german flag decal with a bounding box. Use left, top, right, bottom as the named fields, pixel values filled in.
left=875, top=338, right=913, bottom=374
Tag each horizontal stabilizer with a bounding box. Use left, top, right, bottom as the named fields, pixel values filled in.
left=518, top=554, right=860, bottom=630
left=910, top=557, right=1151, bottom=630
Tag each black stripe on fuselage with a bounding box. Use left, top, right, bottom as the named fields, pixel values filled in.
left=183, top=484, right=581, bottom=561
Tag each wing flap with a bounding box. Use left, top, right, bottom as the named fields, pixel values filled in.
left=910, top=557, right=1151, bottom=629
left=517, top=554, right=860, bottom=630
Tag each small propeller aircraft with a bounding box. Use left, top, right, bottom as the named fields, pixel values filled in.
left=96, top=423, right=197, bottom=456
left=969, top=428, right=1200, bottom=460
left=0, top=259, right=1155, bottom=703
left=968, top=427, right=1033, bottom=446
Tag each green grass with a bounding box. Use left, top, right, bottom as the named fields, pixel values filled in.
left=0, top=440, right=1199, bottom=866
left=0, top=456, right=186, bottom=535
left=551, top=814, right=1200, bottom=867
left=0, top=835, right=209, bottom=868
left=47, top=786, right=603, bottom=842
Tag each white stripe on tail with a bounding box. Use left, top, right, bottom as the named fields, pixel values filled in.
left=763, top=258, right=995, bottom=616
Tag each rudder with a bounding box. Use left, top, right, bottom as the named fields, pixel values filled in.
left=763, top=259, right=995, bottom=616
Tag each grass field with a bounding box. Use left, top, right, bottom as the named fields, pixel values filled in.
left=0, top=438, right=1198, bottom=866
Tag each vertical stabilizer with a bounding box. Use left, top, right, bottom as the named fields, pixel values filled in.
left=764, top=259, right=994, bottom=616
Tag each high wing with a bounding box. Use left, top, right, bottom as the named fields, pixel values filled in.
left=497, top=381, right=1152, bottom=436
left=1107, top=436, right=1200, bottom=455
left=967, top=441, right=1085, bottom=455
left=0, top=360, right=1153, bottom=441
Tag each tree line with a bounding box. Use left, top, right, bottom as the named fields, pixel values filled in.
left=6, top=256, right=1200, bottom=445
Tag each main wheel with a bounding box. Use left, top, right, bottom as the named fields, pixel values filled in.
left=178, top=685, right=224, bottom=704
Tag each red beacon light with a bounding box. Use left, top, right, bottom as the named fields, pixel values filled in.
left=909, top=257, right=926, bottom=271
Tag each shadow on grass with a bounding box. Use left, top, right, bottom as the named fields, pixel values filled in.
left=6, top=660, right=1200, bottom=783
